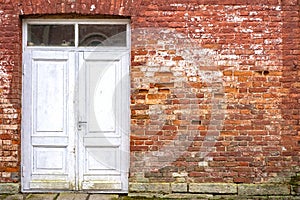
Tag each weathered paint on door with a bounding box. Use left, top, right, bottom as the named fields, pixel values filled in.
left=22, top=51, right=77, bottom=191
left=22, top=50, right=129, bottom=192
left=78, top=51, right=130, bottom=191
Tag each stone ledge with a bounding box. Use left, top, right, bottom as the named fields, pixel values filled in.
left=0, top=183, right=19, bottom=194
left=129, top=182, right=293, bottom=196
left=189, top=183, right=237, bottom=194
left=171, top=183, right=187, bottom=193
left=128, top=193, right=300, bottom=199
left=26, top=194, right=58, bottom=200
left=130, top=182, right=238, bottom=194
left=238, top=184, right=291, bottom=196
left=129, top=183, right=170, bottom=193
left=128, top=192, right=213, bottom=199
left=163, top=193, right=214, bottom=199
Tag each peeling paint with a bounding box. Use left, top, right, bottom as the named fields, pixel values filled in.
left=226, top=14, right=247, bottom=22
left=0, top=64, right=10, bottom=86
left=90, top=4, right=96, bottom=11
left=162, top=11, right=174, bottom=16
left=264, top=38, right=282, bottom=45
left=170, top=3, right=186, bottom=7
left=241, top=28, right=253, bottom=33
left=249, top=11, right=258, bottom=16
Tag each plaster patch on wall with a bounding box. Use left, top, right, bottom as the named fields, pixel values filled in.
left=132, top=28, right=228, bottom=172
left=0, top=64, right=10, bottom=87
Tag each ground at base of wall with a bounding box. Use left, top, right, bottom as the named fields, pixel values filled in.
left=1, top=193, right=300, bottom=200
left=1, top=183, right=300, bottom=199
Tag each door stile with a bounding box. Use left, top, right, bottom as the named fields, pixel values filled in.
left=67, top=50, right=77, bottom=191
left=120, top=51, right=130, bottom=192
left=74, top=51, right=80, bottom=191
left=21, top=49, right=33, bottom=191
left=77, top=51, right=87, bottom=190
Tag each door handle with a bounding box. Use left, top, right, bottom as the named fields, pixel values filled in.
left=78, top=121, right=87, bottom=130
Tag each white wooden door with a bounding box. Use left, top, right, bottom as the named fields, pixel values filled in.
left=22, top=50, right=76, bottom=191
left=22, top=50, right=129, bottom=192
left=78, top=51, right=129, bottom=191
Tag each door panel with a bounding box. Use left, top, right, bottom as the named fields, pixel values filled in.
left=22, top=51, right=76, bottom=191
left=35, top=60, right=65, bottom=132
left=88, top=61, right=116, bottom=132
left=78, top=52, right=129, bottom=191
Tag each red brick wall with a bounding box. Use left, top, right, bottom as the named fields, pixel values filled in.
left=0, top=1, right=22, bottom=183
left=0, top=0, right=299, bottom=186
left=130, top=0, right=300, bottom=184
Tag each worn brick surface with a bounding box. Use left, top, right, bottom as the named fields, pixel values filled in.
left=0, top=0, right=300, bottom=197
left=129, top=1, right=300, bottom=187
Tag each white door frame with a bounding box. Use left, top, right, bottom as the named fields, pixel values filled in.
left=21, top=19, right=130, bottom=193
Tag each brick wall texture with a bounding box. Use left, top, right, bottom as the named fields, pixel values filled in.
left=0, top=0, right=300, bottom=190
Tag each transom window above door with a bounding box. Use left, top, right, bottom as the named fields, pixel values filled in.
left=25, top=20, right=129, bottom=48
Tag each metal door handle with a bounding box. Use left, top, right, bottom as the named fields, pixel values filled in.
left=78, top=121, right=87, bottom=130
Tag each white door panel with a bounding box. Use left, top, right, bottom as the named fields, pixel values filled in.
left=78, top=52, right=129, bottom=191
left=22, top=51, right=76, bottom=191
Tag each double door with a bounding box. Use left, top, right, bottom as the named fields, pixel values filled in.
left=22, top=50, right=129, bottom=192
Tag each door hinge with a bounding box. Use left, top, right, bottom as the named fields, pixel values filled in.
left=22, top=64, right=25, bottom=76
left=22, top=166, right=25, bottom=177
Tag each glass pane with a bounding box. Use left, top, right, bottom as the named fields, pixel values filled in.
left=79, top=24, right=127, bottom=47
left=28, top=25, right=75, bottom=46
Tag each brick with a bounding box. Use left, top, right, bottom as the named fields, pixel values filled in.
left=234, top=71, right=253, bottom=76
left=146, top=94, right=166, bottom=99
left=154, top=72, right=173, bottom=77
left=189, top=183, right=237, bottom=194
left=153, top=83, right=174, bottom=88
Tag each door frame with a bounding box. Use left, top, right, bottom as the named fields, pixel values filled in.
left=22, top=18, right=131, bottom=50
left=21, top=18, right=130, bottom=193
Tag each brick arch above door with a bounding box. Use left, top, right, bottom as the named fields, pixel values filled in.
left=17, top=0, right=143, bottom=16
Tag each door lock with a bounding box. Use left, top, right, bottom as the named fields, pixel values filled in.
left=78, top=121, right=87, bottom=130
